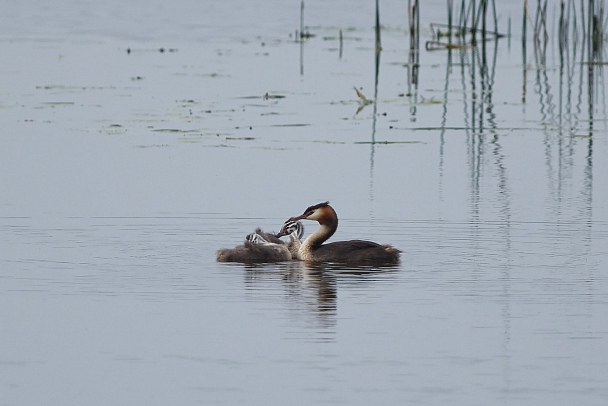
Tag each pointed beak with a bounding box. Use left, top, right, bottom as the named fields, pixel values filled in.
left=277, top=215, right=305, bottom=237
left=276, top=219, right=294, bottom=238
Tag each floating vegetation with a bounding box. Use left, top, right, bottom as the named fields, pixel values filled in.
left=253, top=146, right=291, bottom=151
left=418, top=96, right=442, bottom=105
left=151, top=128, right=202, bottom=134
left=80, top=124, right=127, bottom=135
left=126, top=47, right=178, bottom=54
left=36, top=85, right=116, bottom=91
left=239, top=94, right=287, bottom=100
left=152, top=129, right=185, bottom=133
left=425, top=38, right=472, bottom=50
left=263, top=93, right=286, bottom=100
left=310, top=140, right=347, bottom=144
left=354, top=86, right=373, bottom=116
left=353, top=141, right=423, bottom=145
left=194, top=73, right=223, bottom=78
left=354, top=86, right=373, bottom=105
left=270, top=123, right=310, bottom=127
left=135, top=144, right=170, bottom=149
left=40, top=101, right=75, bottom=106
left=298, top=31, right=315, bottom=39
left=427, top=0, right=506, bottom=51
left=295, top=1, right=315, bottom=41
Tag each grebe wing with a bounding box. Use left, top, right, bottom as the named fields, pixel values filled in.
left=253, top=228, right=283, bottom=244
left=216, top=245, right=250, bottom=262
left=216, top=241, right=291, bottom=263
left=244, top=240, right=292, bottom=261
left=311, top=240, right=400, bottom=264
left=314, top=240, right=383, bottom=250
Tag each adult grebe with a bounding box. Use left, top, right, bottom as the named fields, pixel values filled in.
left=281, top=202, right=400, bottom=264
left=216, top=220, right=304, bottom=263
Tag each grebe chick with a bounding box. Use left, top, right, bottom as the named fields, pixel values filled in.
left=248, top=219, right=304, bottom=247
left=216, top=221, right=304, bottom=263
left=247, top=228, right=283, bottom=245
left=285, top=202, right=400, bottom=264
left=255, top=219, right=304, bottom=259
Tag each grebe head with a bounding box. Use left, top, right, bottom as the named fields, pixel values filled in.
left=276, top=219, right=304, bottom=239
left=289, top=201, right=336, bottom=225
left=246, top=232, right=267, bottom=244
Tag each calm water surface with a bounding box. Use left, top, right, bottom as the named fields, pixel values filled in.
left=2, top=1, right=608, bottom=405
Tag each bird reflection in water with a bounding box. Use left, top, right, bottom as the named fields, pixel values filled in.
left=243, top=260, right=400, bottom=341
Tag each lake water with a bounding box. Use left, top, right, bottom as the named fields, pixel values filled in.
left=2, top=0, right=608, bottom=405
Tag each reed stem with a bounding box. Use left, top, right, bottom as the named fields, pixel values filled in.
left=375, top=0, right=382, bottom=51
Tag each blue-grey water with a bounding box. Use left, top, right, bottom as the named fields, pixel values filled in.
left=2, top=0, right=608, bottom=405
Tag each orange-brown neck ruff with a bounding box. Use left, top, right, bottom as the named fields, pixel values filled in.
left=305, top=205, right=338, bottom=248
left=316, top=205, right=338, bottom=226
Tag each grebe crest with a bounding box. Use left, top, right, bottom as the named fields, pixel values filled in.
left=294, top=201, right=336, bottom=225
left=246, top=232, right=266, bottom=244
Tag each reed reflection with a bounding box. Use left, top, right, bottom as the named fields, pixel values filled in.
left=429, top=2, right=504, bottom=201
left=296, top=0, right=315, bottom=76
left=407, top=0, right=420, bottom=121
left=445, top=42, right=503, bottom=217
left=526, top=0, right=600, bottom=249
left=368, top=40, right=382, bottom=205
left=431, top=0, right=603, bottom=220
left=525, top=0, right=605, bottom=136
left=429, top=4, right=513, bottom=390
left=426, top=5, right=604, bottom=386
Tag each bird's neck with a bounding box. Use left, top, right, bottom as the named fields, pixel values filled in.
left=309, top=222, right=336, bottom=245
left=298, top=220, right=337, bottom=260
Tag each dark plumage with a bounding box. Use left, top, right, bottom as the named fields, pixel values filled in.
left=297, top=240, right=400, bottom=263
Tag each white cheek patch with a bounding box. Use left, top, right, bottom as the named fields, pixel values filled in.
left=307, top=210, right=320, bottom=220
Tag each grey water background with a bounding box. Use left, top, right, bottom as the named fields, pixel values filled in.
left=2, top=0, right=608, bottom=404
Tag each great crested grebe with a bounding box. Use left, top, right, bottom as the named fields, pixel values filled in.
left=216, top=220, right=304, bottom=263
left=280, top=202, right=400, bottom=264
